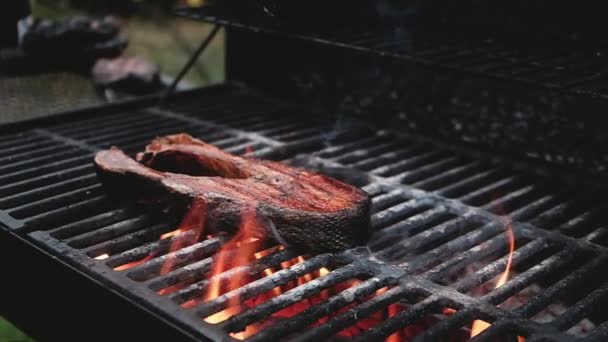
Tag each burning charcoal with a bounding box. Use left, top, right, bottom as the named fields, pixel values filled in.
left=92, top=57, right=162, bottom=94
left=94, top=134, right=371, bottom=253
left=18, top=15, right=127, bottom=68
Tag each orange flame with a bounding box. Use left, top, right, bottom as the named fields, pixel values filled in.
left=470, top=220, right=520, bottom=340
left=203, top=206, right=262, bottom=324
left=160, top=200, right=207, bottom=277
left=113, top=200, right=207, bottom=275
left=113, top=254, right=154, bottom=271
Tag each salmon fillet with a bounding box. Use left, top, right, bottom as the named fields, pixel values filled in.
left=94, top=134, right=371, bottom=253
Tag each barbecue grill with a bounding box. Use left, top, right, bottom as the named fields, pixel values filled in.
left=3, top=2, right=608, bottom=341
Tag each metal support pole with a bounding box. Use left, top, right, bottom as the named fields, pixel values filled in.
left=160, top=24, right=221, bottom=103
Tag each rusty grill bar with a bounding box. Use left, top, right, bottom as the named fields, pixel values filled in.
left=1, top=85, right=608, bottom=341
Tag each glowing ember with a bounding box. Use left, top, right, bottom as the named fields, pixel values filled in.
left=443, top=308, right=457, bottom=315
left=94, top=253, right=109, bottom=260
left=470, top=219, right=519, bottom=340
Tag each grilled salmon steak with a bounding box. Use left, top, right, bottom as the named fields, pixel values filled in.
left=94, top=134, right=371, bottom=253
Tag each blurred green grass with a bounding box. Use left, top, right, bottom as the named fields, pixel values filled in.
left=0, top=317, right=34, bottom=342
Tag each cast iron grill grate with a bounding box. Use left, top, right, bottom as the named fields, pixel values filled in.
left=1, top=85, right=607, bottom=341
left=175, top=6, right=608, bottom=100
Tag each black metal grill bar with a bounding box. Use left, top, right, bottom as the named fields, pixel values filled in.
left=370, top=151, right=446, bottom=177
left=379, top=214, right=471, bottom=259
left=54, top=113, right=167, bottom=140
left=510, top=191, right=570, bottom=222
left=224, top=141, right=263, bottom=155
left=350, top=145, right=429, bottom=171
left=262, top=126, right=317, bottom=140
left=65, top=212, right=160, bottom=248
left=191, top=254, right=335, bottom=318
left=552, top=286, right=608, bottom=331
left=167, top=246, right=305, bottom=305
left=410, top=309, right=476, bottom=342
left=352, top=294, right=441, bottom=342
left=396, top=157, right=472, bottom=184
left=423, top=232, right=524, bottom=282
left=0, top=138, right=59, bottom=158
left=459, top=176, right=529, bottom=206
left=166, top=94, right=278, bottom=116
left=49, top=207, right=137, bottom=239
left=557, top=204, right=608, bottom=236
left=128, top=238, right=222, bottom=282
left=0, top=153, right=91, bottom=186
left=241, top=119, right=305, bottom=133
left=222, top=264, right=364, bottom=333
left=412, top=161, right=485, bottom=191
left=32, top=129, right=99, bottom=153
left=468, top=322, right=511, bottom=342
left=91, top=124, right=197, bottom=150
left=392, top=217, right=488, bottom=269
left=455, top=238, right=551, bottom=296
left=149, top=257, right=214, bottom=293
left=529, top=196, right=597, bottom=229
left=80, top=118, right=190, bottom=146
left=584, top=227, right=608, bottom=245
left=481, top=184, right=545, bottom=214
left=0, top=148, right=85, bottom=175
left=104, top=230, right=207, bottom=269
left=371, top=198, right=437, bottom=229
left=8, top=184, right=103, bottom=219
left=147, top=248, right=298, bottom=293
left=84, top=222, right=174, bottom=258
left=23, top=195, right=109, bottom=230
left=0, top=133, right=41, bottom=148
left=0, top=142, right=65, bottom=163
left=332, top=141, right=409, bottom=165
left=370, top=190, right=410, bottom=212
left=271, top=128, right=318, bottom=142
left=392, top=220, right=499, bottom=269
left=437, top=169, right=507, bottom=198
left=370, top=206, right=447, bottom=244
left=586, top=320, right=608, bottom=342
left=317, top=135, right=389, bottom=159
left=292, top=285, right=411, bottom=342
left=0, top=173, right=97, bottom=209
left=12, top=188, right=103, bottom=222
left=150, top=108, right=285, bottom=149
left=514, top=253, right=608, bottom=319
left=203, top=108, right=289, bottom=127
left=0, top=156, right=92, bottom=186
left=249, top=277, right=390, bottom=342
left=49, top=111, right=152, bottom=136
